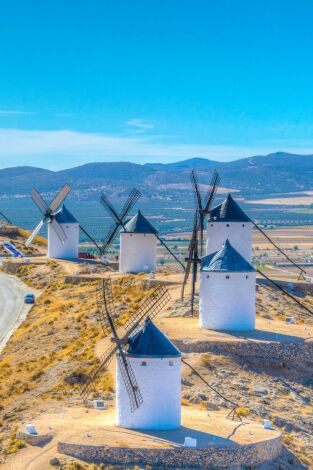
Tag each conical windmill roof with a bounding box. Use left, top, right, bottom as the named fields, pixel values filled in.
left=201, top=239, right=255, bottom=272
left=208, top=194, right=250, bottom=222
left=127, top=318, right=181, bottom=358
left=122, top=210, right=158, bottom=234
left=53, top=205, right=78, bottom=224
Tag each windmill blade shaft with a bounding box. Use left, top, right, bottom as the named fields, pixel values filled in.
left=0, top=210, right=12, bottom=225
left=97, top=280, right=119, bottom=334
left=100, top=194, right=124, bottom=225
left=117, top=352, right=143, bottom=412
left=120, top=189, right=141, bottom=220
left=181, top=211, right=199, bottom=298
left=254, top=222, right=306, bottom=274
left=257, top=269, right=313, bottom=317
left=31, top=188, right=49, bottom=215
left=79, top=224, right=105, bottom=256
left=123, top=285, right=171, bottom=335
left=182, top=358, right=241, bottom=421
left=25, top=219, right=45, bottom=246
left=79, top=343, right=117, bottom=400
left=49, top=184, right=71, bottom=212
left=204, top=170, right=221, bottom=213
left=101, top=222, right=120, bottom=254
left=191, top=170, right=203, bottom=212
left=156, top=234, right=185, bottom=271
left=50, top=218, right=67, bottom=244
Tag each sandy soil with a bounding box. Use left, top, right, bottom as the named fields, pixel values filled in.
left=4, top=406, right=280, bottom=470
left=155, top=317, right=313, bottom=344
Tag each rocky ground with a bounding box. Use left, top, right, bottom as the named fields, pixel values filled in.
left=180, top=351, right=312, bottom=467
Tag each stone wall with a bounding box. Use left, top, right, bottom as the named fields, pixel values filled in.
left=174, top=339, right=313, bottom=362
left=0, top=225, right=19, bottom=237
left=2, top=260, right=24, bottom=274
left=58, top=434, right=282, bottom=468
left=2, top=260, right=45, bottom=274
left=63, top=275, right=102, bottom=285
left=16, top=431, right=52, bottom=446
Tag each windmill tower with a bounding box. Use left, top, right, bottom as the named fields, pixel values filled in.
left=100, top=191, right=185, bottom=273
left=116, top=318, right=181, bottom=430
left=199, top=239, right=256, bottom=331
left=47, top=205, right=79, bottom=259
left=25, top=184, right=79, bottom=260
left=80, top=281, right=182, bottom=430
left=206, top=194, right=253, bottom=262
left=119, top=210, right=158, bottom=273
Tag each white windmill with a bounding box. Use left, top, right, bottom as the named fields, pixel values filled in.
left=199, top=239, right=256, bottom=331
left=99, top=192, right=185, bottom=274
left=119, top=210, right=159, bottom=274
left=80, top=281, right=181, bottom=430
left=25, top=184, right=79, bottom=259
left=116, top=318, right=181, bottom=430
left=206, top=194, right=253, bottom=262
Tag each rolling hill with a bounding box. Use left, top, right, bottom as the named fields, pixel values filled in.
left=0, top=152, right=312, bottom=197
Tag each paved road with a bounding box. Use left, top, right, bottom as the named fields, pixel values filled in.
left=0, top=271, right=40, bottom=353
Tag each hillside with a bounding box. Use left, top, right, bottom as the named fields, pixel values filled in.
left=0, top=255, right=312, bottom=468
left=0, top=152, right=313, bottom=197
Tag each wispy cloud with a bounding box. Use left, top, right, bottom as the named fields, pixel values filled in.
left=0, top=110, right=34, bottom=116
left=126, top=118, right=154, bottom=133
left=0, top=128, right=312, bottom=170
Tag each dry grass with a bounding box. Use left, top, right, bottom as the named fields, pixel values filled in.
left=236, top=407, right=251, bottom=417
left=3, top=426, right=26, bottom=456
left=0, top=261, right=156, bottom=460
left=17, top=227, right=47, bottom=247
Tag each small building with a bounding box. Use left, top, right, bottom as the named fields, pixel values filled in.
left=200, top=239, right=256, bottom=331
left=116, top=318, right=181, bottom=430
left=206, top=194, right=253, bottom=262
left=48, top=205, right=79, bottom=259
left=119, top=210, right=158, bottom=273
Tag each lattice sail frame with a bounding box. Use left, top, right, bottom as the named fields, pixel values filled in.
left=79, top=279, right=171, bottom=410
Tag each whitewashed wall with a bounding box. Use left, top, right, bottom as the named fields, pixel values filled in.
left=48, top=222, right=79, bottom=259
left=119, top=233, right=157, bottom=273
left=206, top=221, right=253, bottom=261
left=199, top=271, right=256, bottom=330
left=116, top=355, right=181, bottom=430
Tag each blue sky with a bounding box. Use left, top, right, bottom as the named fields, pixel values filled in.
left=1, top=0, right=313, bottom=169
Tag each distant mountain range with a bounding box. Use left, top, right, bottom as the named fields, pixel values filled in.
left=1, top=152, right=312, bottom=197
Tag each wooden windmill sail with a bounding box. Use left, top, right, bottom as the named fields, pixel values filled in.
left=79, top=280, right=171, bottom=411
left=182, top=169, right=220, bottom=315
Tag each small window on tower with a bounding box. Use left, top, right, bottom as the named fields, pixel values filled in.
left=206, top=274, right=210, bottom=279
left=226, top=224, right=230, bottom=227
left=246, top=275, right=249, bottom=279
left=242, top=224, right=245, bottom=227
left=169, top=361, right=174, bottom=366
left=130, top=234, right=133, bottom=237
left=211, top=223, right=214, bottom=227
left=226, top=275, right=230, bottom=279
left=141, top=361, right=147, bottom=366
